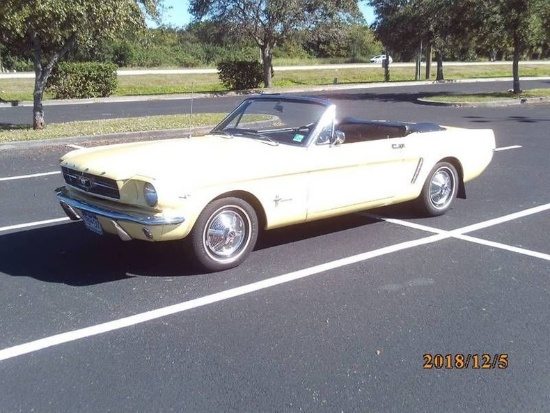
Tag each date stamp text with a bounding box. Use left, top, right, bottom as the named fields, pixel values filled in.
left=423, top=353, right=509, bottom=370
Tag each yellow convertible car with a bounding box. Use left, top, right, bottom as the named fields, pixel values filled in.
left=56, top=95, right=495, bottom=271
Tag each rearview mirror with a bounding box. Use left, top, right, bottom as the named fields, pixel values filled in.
left=331, top=130, right=345, bottom=146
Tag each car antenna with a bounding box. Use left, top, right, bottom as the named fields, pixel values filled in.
left=188, top=82, right=194, bottom=138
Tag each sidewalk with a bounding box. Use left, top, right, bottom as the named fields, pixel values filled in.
left=4, top=60, right=549, bottom=80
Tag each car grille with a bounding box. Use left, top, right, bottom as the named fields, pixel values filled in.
left=62, top=167, right=120, bottom=199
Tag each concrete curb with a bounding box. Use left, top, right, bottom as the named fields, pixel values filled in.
left=417, top=96, right=550, bottom=107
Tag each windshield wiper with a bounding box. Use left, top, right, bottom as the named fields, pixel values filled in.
left=251, top=132, right=279, bottom=146
left=224, top=128, right=279, bottom=146
left=211, top=130, right=233, bottom=138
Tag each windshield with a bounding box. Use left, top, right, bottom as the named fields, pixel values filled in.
left=211, top=97, right=330, bottom=147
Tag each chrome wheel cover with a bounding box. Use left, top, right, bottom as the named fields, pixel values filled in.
left=429, top=167, right=455, bottom=210
left=203, top=206, right=251, bottom=263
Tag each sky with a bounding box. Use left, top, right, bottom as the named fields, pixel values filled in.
left=157, top=0, right=376, bottom=28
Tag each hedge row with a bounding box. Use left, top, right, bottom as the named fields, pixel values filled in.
left=47, top=62, right=117, bottom=99
left=217, top=60, right=264, bottom=90
left=45, top=60, right=264, bottom=98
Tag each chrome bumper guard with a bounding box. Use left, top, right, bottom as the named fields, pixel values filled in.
left=55, top=187, right=186, bottom=226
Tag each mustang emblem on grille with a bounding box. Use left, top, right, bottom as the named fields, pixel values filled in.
left=78, top=176, right=93, bottom=189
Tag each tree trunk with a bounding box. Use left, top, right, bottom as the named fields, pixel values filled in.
left=384, top=49, right=390, bottom=82
left=436, top=50, right=444, bottom=81
left=29, top=30, right=77, bottom=129
left=425, top=44, right=432, bottom=80
left=415, top=42, right=422, bottom=81
left=512, top=36, right=521, bottom=94
left=261, top=46, right=273, bottom=88
left=31, top=30, right=48, bottom=129
left=33, top=71, right=47, bottom=129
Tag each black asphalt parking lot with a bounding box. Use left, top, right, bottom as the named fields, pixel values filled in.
left=1, top=81, right=549, bottom=412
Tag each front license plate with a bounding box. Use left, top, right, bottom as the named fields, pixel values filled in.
left=81, top=211, right=103, bottom=235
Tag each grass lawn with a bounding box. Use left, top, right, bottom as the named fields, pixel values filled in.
left=1, top=62, right=548, bottom=101
left=1, top=62, right=549, bottom=143
left=0, top=114, right=226, bottom=143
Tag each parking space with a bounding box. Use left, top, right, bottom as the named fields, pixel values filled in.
left=1, top=86, right=549, bottom=411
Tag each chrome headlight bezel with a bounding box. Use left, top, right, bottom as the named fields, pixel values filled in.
left=143, top=182, right=158, bottom=207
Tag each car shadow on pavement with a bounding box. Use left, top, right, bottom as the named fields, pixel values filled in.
left=256, top=213, right=378, bottom=250
left=464, top=114, right=550, bottom=124
left=368, top=203, right=425, bottom=220
left=0, top=214, right=380, bottom=284
left=315, top=91, right=460, bottom=104
left=0, top=222, right=198, bottom=285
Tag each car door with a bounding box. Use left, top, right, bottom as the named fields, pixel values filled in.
left=306, top=136, right=415, bottom=219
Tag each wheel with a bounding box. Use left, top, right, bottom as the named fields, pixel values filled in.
left=415, top=162, right=459, bottom=217
left=188, top=197, right=258, bottom=272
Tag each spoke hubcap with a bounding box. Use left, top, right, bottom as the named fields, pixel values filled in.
left=204, top=207, right=249, bottom=261
left=429, top=168, right=454, bottom=209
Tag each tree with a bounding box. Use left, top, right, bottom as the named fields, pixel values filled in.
left=0, top=0, right=162, bottom=129
left=473, top=0, right=548, bottom=94
left=369, top=0, right=550, bottom=92
left=368, top=0, right=459, bottom=81
left=189, top=0, right=362, bottom=87
left=368, top=0, right=423, bottom=61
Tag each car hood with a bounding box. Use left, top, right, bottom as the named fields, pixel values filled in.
left=60, top=135, right=305, bottom=187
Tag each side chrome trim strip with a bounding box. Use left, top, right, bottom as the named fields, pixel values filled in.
left=411, top=157, right=424, bottom=184
left=56, top=187, right=185, bottom=226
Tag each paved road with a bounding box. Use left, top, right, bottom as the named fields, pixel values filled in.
left=0, top=85, right=549, bottom=411
left=2, top=79, right=549, bottom=127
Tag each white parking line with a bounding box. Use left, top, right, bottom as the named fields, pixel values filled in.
left=363, top=202, right=550, bottom=261
left=494, top=145, right=522, bottom=152
left=0, top=203, right=548, bottom=362
left=366, top=203, right=550, bottom=236
left=0, top=232, right=448, bottom=362
left=450, top=203, right=550, bottom=234
left=454, top=234, right=550, bottom=261
left=66, top=144, right=85, bottom=149
left=0, top=218, right=70, bottom=233
left=0, top=171, right=60, bottom=182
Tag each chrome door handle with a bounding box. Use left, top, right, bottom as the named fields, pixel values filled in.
left=392, top=143, right=405, bottom=149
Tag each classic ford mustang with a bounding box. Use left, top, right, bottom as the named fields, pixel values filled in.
left=56, top=95, right=495, bottom=271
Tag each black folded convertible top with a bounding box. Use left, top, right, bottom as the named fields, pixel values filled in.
left=338, top=117, right=445, bottom=136
left=335, top=117, right=447, bottom=143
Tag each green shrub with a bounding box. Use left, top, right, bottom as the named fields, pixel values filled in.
left=0, top=54, right=33, bottom=72
left=111, top=41, right=135, bottom=67
left=217, top=60, right=264, bottom=90
left=47, top=62, right=117, bottom=99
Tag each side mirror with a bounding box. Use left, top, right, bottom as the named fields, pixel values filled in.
left=331, top=130, right=345, bottom=146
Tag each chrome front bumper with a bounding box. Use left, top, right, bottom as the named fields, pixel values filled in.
left=55, top=187, right=186, bottom=240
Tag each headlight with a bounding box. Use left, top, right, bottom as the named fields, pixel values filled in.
left=143, top=183, right=158, bottom=207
